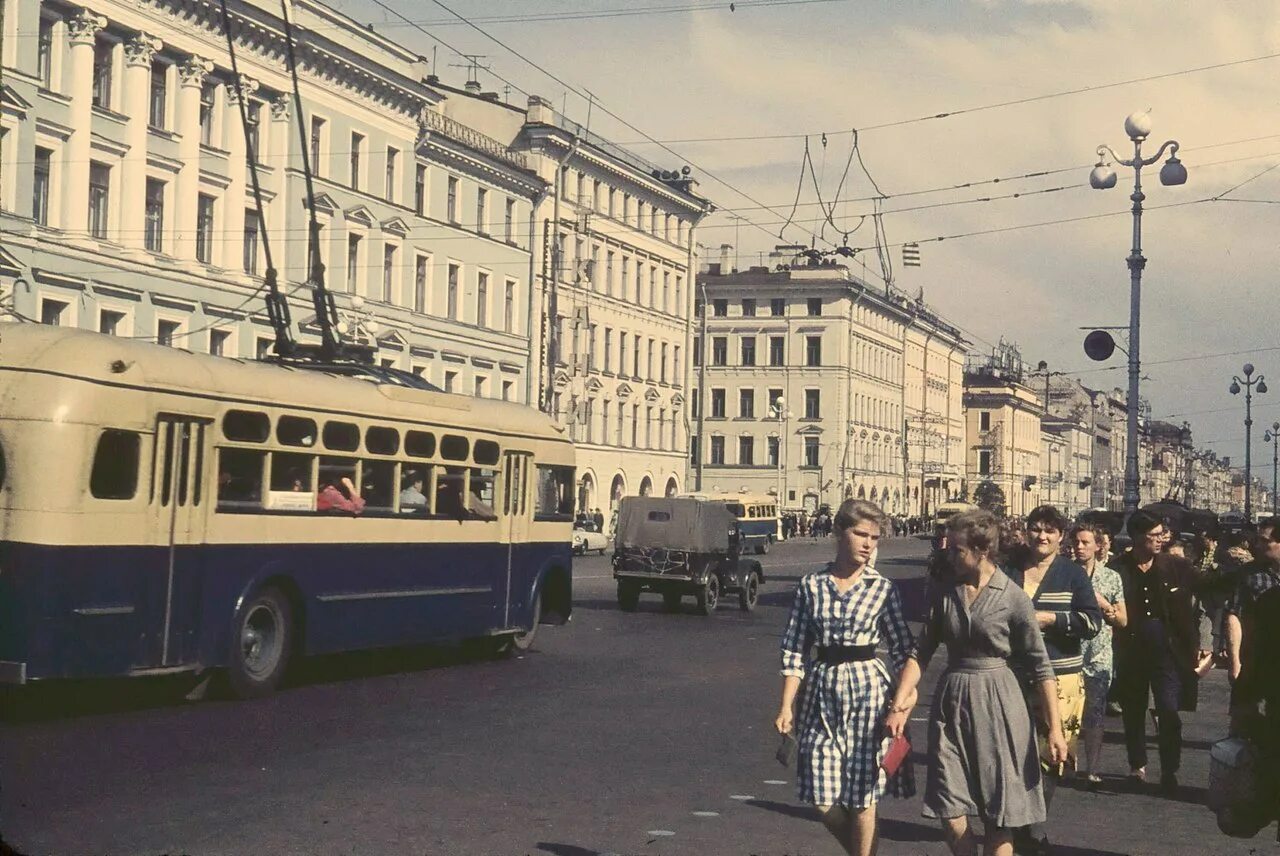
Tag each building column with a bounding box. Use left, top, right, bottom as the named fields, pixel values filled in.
left=122, top=33, right=162, bottom=251
left=270, top=95, right=292, bottom=278
left=65, top=11, right=106, bottom=236
left=222, top=76, right=255, bottom=272
left=175, top=56, right=211, bottom=260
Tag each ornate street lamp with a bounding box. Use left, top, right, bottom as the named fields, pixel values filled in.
left=1230, top=363, right=1267, bottom=520
left=770, top=397, right=792, bottom=510
left=1089, top=111, right=1186, bottom=515
left=1264, top=421, right=1279, bottom=517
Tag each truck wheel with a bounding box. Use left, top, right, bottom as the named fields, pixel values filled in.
left=617, top=581, right=640, bottom=612
left=227, top=586, right=293, bottom=699
left=739, top=571, right=760, bottom=612
left=696, top=574, right=720, bottom=615
left=511, top=592, right=541, bottom=652
left=662, top=591, right=683, bottom=612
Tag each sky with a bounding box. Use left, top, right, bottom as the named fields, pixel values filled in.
left=332, top=0, right=1280, bottom=483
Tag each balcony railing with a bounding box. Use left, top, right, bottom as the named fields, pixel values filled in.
left=420, top=109, right=529, bottom=171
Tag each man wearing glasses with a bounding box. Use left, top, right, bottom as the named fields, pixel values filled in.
left=1111, top=510, right=1212, bottom=795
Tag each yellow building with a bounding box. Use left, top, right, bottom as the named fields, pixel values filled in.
left=963, top=345, right=1045, bottom=517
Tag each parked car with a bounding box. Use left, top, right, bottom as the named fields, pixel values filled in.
left=612, top=496, right=765, bottom=615
left=572, top=520, right=609, bottom=555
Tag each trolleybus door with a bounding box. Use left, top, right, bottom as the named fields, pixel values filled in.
left=145, top=415, right=210, bottom=668
left=500, top=451, right=532, bottom=629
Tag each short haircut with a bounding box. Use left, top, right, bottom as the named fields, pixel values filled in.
left=1256, top=516, right=1280, bottom=541
left=1069, top=522, right=1103, bottom=544
left=1126, top=509, right=1164, bottom=539
left=834, top=499, right=888, bottom=533
left=948, top=510, right=1001, bottom=559
left=1026, top=504, right=1069, bottom=533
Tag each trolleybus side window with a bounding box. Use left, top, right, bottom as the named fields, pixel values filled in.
left=366, top=426, right=399, bottom=456
left=469, top=468, right=497, bottom=519
left=217, top=447, right=266, bottom=508
left=474, top=439, right=500, bottom=466
left=90, top=429, right=142, bottom=499
left=436, top=466, right=467, bottom=517
left=405, top=430, right=436, bottom=458
left=223, top=410, right=270, bottom=442
left=534, top=464, right=574, bottom=521
left=0, top=441, right=5, bottom=491
left=440, top=434, right=469, bottom=461
left=361, top=458, right=396, bottom=512
left=323, top=421, right=360, bottom=452
left=270, top=451, right=314, bottom=492
left=277, top=416, right=317, bottom=447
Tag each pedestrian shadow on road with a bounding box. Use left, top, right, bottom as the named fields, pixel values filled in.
left=534, top=844, right=601, bottom=856
left=744, top=798, right=947, bottom=843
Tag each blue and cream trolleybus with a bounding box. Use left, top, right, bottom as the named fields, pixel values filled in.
left=0, top=326, right=575, bottom=698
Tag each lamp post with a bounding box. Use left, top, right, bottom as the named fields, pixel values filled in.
left=1264, top=421, right=1280, bottom=517
left=695, top=280, right=708, bottom=491
left=1229, top=363, right=1267, bottom=521
left=771, top=397, right=791, bottom=510
left=1089, top=112, right=1186, bottom=515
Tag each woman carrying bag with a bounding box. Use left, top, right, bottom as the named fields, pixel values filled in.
left=774, top=499, right=915, bottom=856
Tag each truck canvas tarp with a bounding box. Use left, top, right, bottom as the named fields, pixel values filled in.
left=615, top=497, right=737, bottom=554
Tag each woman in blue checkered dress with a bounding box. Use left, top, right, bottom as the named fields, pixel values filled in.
left=775, top=499, right=916, bottom=856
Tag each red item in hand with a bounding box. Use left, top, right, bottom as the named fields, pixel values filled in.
left=881, top=734, right=911, bottom=776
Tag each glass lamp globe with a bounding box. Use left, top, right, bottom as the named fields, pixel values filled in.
left=1124, top=111, right=1153, bottom=140
left=1089, top=163, right=1118, bottom=190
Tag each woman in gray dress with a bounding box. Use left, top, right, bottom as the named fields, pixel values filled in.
left=885, top=510, right=1068, bottom=856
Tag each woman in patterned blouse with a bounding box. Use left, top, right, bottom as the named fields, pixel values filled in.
left=775, top=499, right=915, bottom=856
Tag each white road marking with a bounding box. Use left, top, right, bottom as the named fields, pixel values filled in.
left=646, top=829, right=675, bottom=837
left=763, top=779, right=788, bottom=785
left=729, top=794, right=755, bottom=801
left=692, top=811, right=720, bottom=817
left=577, top=574, right=612, bottom=580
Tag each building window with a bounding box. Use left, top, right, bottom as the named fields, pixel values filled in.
left=245, top=99, right=262, bottom=159
left=807, top=297, right=822, bottom=316
left=149, top=61, right=167, bottom=128
left=414, top=164, right=426, bottom=215
left=476, top=271, right=489, bottom=327
left=144, top=178, right=164, bottom=252
left=767, top=436, right=780, bottom=467
left=769, top=336, right=784, bottom=366
left=308, top=115, right=324, bottom=173
left=40, top=299, right=68, bottom=326
left=88, top=162, right=111, bottom=239
left=476, top=188, right=488, bottom=234
left=444, top=370, right=457, bottom=393
left=98, top=309, right=125, bottom=336
left=385, top=147, right=398, bottom=201
left=243, top=209, right=260, bottom=274
left=195, top=193, right=215, bottom=262
left=711, top=388, right=726, bottom=419
left=349, top=132, right=363, bottom=190
left=979, top=411, right=991, bottom=431
left=712, top=336, right=727, bottom=366
left=603, top=328, right=613, bottom=373
left=475, top=376, right=487, bottom=398
left=741, top=337, right=756, bottom=367
left=414, top=255, right=428, bottom=313
left=37, top=18, right=54, bottom=87
left=743, top=298, right=756, bottom=317
left=157, top=319, right=181, bottom=347
left=806, top=336, right=822, bottom=366
left=200, top=82, right=217, bottom=146
left=710, top=436, right=725, bottom=465
left=692, top=336, right=701, bottom=368
left=255, top=337, right=273, bottom=359
left=447, top=176, right=459, bottom=223
left=209, top=328, right=230, bottom=356
left=504, top=198, right=515, bottom=243
left=32, top=147, right=52, bottom=226
left=346, top=233, right=361, bottom=292
left=660, top=343, right=669, bottom=382
left=713, top=298, right=727, bottom=317
left=979, top=449, right=992, bottom=476
left=504, top=280, right=515, bottom=333
left=91, top=37, right=112, bottom=109
left=447, top=263, right=460, bottom=319
left=771, top=297, right=785, bottom=316
left=382, top=243, right=396, bottom=303
left=805, top=436, right=819, bottom=467
left=739, top=436, right=754, bottom=466
left=739, top=389, right=755, bottom=419
left=804, top=389, right=820, bottom=419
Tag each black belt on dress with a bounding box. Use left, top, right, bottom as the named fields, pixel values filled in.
left=816, top=644, right=877, bottom=664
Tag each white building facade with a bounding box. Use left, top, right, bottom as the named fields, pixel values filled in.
left=692, top=261, right=966, bottom=516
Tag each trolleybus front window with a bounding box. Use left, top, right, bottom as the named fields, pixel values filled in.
left=90, top=429, right=141, bottom=499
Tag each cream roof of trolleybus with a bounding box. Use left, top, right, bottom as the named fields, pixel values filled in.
left=0, top=325, right=570, bottom=445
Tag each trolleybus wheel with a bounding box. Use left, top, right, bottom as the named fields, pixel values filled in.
left=228, top=586, right=293, bottom=699
left=511, top=592, right=541, bottom=652
left=617, top=581, right=640, bottom=612
left=739, top=571, right=760, bottom=612
left=696, top=574, right=720, bottom=616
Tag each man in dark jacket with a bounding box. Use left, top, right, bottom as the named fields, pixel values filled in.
left=1112, top=510, right=1212, bottom=795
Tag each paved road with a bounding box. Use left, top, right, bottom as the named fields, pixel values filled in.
left=0, top=537, right=1267, bottom=855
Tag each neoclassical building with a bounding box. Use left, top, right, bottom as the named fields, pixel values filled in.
left=694, top=257, right=967, bottom=515
left=1, top=0, right=542, bottom=402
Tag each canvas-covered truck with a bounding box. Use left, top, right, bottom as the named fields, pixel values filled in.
left=612, top=497, right=764, bottom=615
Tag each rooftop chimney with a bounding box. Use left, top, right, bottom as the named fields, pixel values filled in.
left=719, top=243, right=733, bottom=274
left=464, top=80, right=482, bottom=94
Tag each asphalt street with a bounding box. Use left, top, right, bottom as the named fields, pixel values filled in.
left=0, top=537, right=1268, bottom=855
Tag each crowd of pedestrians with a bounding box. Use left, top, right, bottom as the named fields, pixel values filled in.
left=775, top=498, right=1280, bottom=856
